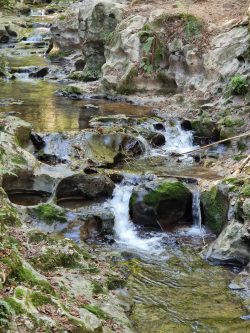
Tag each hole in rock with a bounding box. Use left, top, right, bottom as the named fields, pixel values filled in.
left=2, top=173, right=56, bottom=206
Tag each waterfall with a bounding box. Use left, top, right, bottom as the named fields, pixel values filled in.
left=151, top=121, right=198, bottom=157
left=109, top=177, right=165, bottom=255
left=189, top=190, right=204, bottom=236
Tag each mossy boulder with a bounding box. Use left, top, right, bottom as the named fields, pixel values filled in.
left=201, top=184, right=229, bottom=234
left=33, top=203, right=66, bottom=224
left=130, top=180, right=192, bottom=230
left=190, top=117, right=220, bottom=143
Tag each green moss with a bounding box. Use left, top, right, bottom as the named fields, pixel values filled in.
left=106, top=276, right=126, bottom=290
left=228, top=74, right=248, bottom=96
left=201, top=186, right=229, bottom=234
left=11, top=155, right=27, bottom=165
left=30, top=291, right=52, bottom=307
left=0, top=205, right=21, bottom=227
left=83, top=305, right=109, bottom=320
left=2, top=251, right=53, bottom=293
left=221, top=116, right=244, bottom=128
left=129, top=193, right=138, bottom=211
left=241, top=184, right=250, bottom=197
left=4, top=298, right=23, bottom=315
left=31, top=248, right=81, bottom=271
left=0, top=300, right=14, bottom=329
left=34, top=204, right=66, bottom=224
left=143, top=181, right=189, bottom=208
left=92, top=281, right=105, bottom=294
left=27, top=230, right=48, bottom=243
left=233, top=154, right=247, bottom=161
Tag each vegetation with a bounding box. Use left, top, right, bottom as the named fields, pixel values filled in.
left=228, top=74, right=248, bottom=95
left=143, top=181, right=190, bottom=207
left=83, top=305, right=109, bottom=320
left=34, top=204, right=66, bottom=224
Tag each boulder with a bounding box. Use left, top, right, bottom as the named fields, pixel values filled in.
left=206, top=180, right=250, bottom=265
left=130, top=180, right=192, bottom=231
left=201, top=184, right=229, bottom=235
left=150, top=133, right=165, bottom=147
left=56, top=174, right=115, bottom=204
left=4, top=116, right=32, bottom=147
left=29, top=67, right=49, bottom=78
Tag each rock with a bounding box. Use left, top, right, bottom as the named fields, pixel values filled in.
left=181, top=120, right=192, bottom=131
left=204, top=26, right=250, bottom=83
left=56, top=174, right=115, bottom=204
left=30, top=132, right=45, bottom=150
left=130, top=180, right=192, bottom=231
left=153, top=123, right=165, bottom=131
left=29, top=67, right=49, bottom=78
left=75, top=58, right=86, bottom=71
left=5, top=25, right=17, bottom=38
left=206, top=180, right=250, bottom=265
left=79, top=1, right=124, bottom=81
left=4, top=116, right=32, bottom=147
left=191, top=117, right=220, bottom=144
left=79, top=215, right=114, bottom=240
left=150, top=133, right=165, bottom=147
left=201, top=184, right=229, bottom=234
left=0, top=31, right=9, bottom=43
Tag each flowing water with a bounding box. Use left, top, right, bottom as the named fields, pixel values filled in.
left=110, top=177, right=165, bottom=256
left=0, top=10, right=249, bottom=333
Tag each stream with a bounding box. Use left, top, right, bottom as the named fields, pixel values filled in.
left=0, top=8, right=249, bottom=333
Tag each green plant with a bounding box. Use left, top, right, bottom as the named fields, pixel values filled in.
left=182, top=14, right=202, bottom=40
left=228, top=74, right=248, bottom=95
left=139, top=30, right=165, bottom=74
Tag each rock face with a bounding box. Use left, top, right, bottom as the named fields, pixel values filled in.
left=78, top=0, right=124, bottom=81
left=50, top=2, right=250, bottom=96
left=129, top=180, right=192, bottom=231
left=206, top=180, right=250, bottom=265
left=203, top=25, right=250, bottom=88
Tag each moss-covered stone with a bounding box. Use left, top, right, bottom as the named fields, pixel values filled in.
left=201, top=185, right=229, bottom=234
left=2, top=250, right=53, bottom=293
left=83, top=304, right=109, bottom=320
left=143, top=181, right=190, bottom=208
left=130, top=181, right=192, bottom=230
left=106, top=276, right=126, bottom=290
left=191, top=117, right=220, bottom=140
left=34, top=204, right=66, bottom=224
left=30, top=240, right=90, bottom=272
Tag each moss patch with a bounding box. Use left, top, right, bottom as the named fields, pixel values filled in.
left=83, top=304, right=109, bottom=320
left=143, top=181, right=190, bottom=208
left=34, top=204, right=66, bottom=224
left=201, top=186, right=229, bottom=234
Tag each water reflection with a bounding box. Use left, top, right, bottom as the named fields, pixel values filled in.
left=0, top=79, right=151, bottom=132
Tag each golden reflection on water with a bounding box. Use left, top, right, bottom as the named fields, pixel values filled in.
left=0, top=79, right=151, bottom=132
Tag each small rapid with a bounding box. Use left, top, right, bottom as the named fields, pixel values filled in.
left=151, top=121, right=198, bottom=157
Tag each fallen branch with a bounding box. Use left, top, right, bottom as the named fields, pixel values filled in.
left=182, top=131, right=250, bottom=155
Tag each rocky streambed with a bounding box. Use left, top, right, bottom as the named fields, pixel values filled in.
left=0, top=2, right=250, bottom=333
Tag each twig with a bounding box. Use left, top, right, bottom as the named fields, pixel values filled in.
left=182, top=131, right=250, bottom=155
